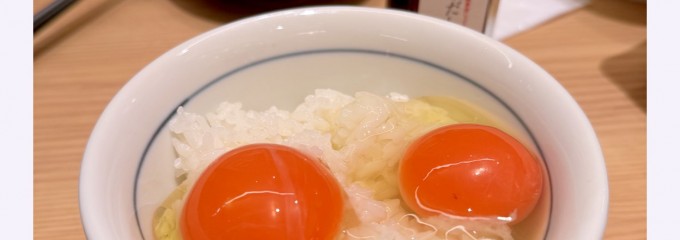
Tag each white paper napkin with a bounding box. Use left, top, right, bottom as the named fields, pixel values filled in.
left=492, top=0, right=590, bottom=39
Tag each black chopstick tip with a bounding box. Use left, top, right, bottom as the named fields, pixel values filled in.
left=34, top=0, right=78, bottom=33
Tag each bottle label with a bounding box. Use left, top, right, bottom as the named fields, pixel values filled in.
left=417, top=0, right=496, bottom=34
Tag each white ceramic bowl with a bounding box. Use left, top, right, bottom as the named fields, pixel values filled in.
left=80, top=6, right=608, bottom=240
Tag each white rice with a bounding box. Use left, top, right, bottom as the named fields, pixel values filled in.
left=164, top=89, right=513, bottom=240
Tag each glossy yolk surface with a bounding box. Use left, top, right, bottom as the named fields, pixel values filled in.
left=399, top=124, right=543, bottom=224
left=180, top=144, right=344, bottom=239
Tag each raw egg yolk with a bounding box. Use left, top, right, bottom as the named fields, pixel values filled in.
left=399, top=124, right=543, bottom=224
left=180, top=144, right=344, bottom=239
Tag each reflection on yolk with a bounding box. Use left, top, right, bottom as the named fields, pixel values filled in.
left=399, top=124, right=543, bottom=224
left=180, top=144, right=344, bottom=239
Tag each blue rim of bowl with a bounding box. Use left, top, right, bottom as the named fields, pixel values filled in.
left=132, top=48, right=552, bottom=239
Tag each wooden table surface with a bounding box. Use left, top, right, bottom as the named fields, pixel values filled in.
left=34, top=0, right=646, bottom=239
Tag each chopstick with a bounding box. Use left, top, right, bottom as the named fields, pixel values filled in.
left=34, top=0, right=78, bottom=32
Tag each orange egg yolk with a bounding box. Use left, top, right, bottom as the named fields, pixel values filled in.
left=180, top=144, right=344, bottom=239
left=399, top=124, right=543, bottom=224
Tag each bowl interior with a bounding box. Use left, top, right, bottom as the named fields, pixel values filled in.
left=80, top=6, right=607, bottom=240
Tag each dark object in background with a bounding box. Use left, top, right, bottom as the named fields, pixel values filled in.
left=389, top=0, right=418, bottom=11
left=34, top=0, right=78, bottom=32
left=170, top=0, right=364, bottom=23
left=229, top=0, right=354, bottom=10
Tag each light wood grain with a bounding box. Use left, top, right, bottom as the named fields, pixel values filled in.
left=34, top=0, right=646, bottom=239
